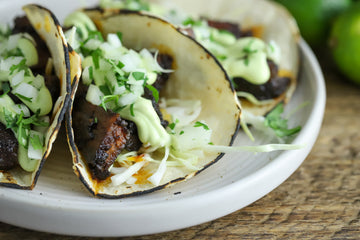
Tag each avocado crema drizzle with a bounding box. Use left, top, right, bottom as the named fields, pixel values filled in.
left=99, top=0, right=282, bottom=105
left=0, top=24, right=52, bottom=172
left=64, top=12, right=217, bottom=186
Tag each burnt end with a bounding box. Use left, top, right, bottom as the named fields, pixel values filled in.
left=143, top=87, right=168, bottom=129
left=234, top=60, right=291, bottom=100
left=141, top=53, right=173, bottom=128
left=123, top=121, right=142, bottom=152
left=72, top=83, right=142, bottom=180
left=90, top=116, right=130, bottom=180
left=0, top=123, right=19, bottom=170
left=152, top=53, right=173, bottom=92
left=206, top=19, right=253, bottom=39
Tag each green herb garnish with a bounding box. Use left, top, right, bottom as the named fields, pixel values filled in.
left=265, top=103, right=301, bottom=137
left=30, top=134, right=43, bottom=150
left=194, top=121, right=210, bottom=130
left=145, top=84, right=159, bottom=103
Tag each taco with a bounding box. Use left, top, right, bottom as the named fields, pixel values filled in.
left=96, top=0, right=300, bottom=117
left=0, top=4, right=76, bottom=189
left=64, top=10, right=240, bottom=198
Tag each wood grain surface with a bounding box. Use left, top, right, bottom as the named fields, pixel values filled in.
left=1, top=49, right=360, bottom=240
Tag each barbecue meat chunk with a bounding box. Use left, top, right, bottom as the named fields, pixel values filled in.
left=72, top=83, right=142, bottom=180
left=206, top=20, right=252, bottom=38
left=233, top=60, right=291, bottom=100
left=0, top=123, right=18, bottom=170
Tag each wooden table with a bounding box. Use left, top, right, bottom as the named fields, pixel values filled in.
left=1, top=49, right=359, bottom=239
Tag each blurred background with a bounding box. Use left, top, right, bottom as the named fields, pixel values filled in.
left=275, top=0, right=360, bottom=87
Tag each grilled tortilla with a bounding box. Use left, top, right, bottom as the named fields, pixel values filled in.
left=65, top=11, right=241, bottom=198
left=0, top=5, right=76, bottom=189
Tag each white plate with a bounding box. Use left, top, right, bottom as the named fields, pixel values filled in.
left=0, top=0, right=326, bottom=237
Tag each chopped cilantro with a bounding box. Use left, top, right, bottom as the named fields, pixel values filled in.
left=1, top=82, right=10, bottom=96
left=265, top=103, right=301, bottom=138
left=91, top=49, right=102, bottom=69
left=100, top=94, right=119, bottom=111
left=116, top=32, right=123, bottom=42
left=14, top=93, right=33, bottom=102
left=145, top=84, right=159, bottom=103
left=182, top=17, right=202, bottom=26
left=88, top=66, right=94, bottom=80
left=3, top=109, right=48, bottom=148
left=30, top=134, right=43, bottom=150
left=87, top=30, right=104, bottom=42
left=194, top=121, right=210, bottom=130
left=132, top=72, right=145, bottom=81
left=130, top=103, right=135, bottom=117
left=9, top=58, right=30, bottom=76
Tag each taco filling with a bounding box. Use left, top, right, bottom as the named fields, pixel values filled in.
left=65, top=11, right=240, bottom=196
left=0, top=17, right=55, bottom=171
left=97, top=0, right=298, bottom=111
left=0, top=5, right=72, bottom=189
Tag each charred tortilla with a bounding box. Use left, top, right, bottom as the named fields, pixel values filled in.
left=65, top=11, right=241, bottom=198
left=0, top=5, right=74, bottom=189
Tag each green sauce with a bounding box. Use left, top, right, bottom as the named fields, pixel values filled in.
left=222, top=37, right=270, bottom=85
left=119, top=97, right=171, bottom=149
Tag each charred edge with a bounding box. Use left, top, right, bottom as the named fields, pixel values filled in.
left=38, top=4, right=72, bottom=95
left=0, top=182, right=31, bottom=190
left=30, top=4, right=63, bottom=29
left=62, top=43, right=72, bottom=95
left=32, top=93, right=72, bottom=187
left=95, top=176, right=188, bottom=199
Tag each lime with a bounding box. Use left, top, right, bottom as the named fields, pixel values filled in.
left=275, top=0, right=351, bottom=47
left=329, top=2, right=360, bottom=85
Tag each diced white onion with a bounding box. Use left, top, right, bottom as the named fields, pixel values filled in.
left=9, top=70, right=25, bottom=87
left=117, top=92, right=138, bottom=106
left=81, top=66, right=92, bottom=85
left=119, top=50, right=142, bottom=72
left=83, top=39, right=102, bottom=50
left=27, top=130, right=44, bottom=160
left=107, top=33, right=122, bottom=48
left=0, top=56, right=24, bottom=72
left=12, top=82, right=38, bottom=100
left=13, top=104, right=30, bottom=117
left=85, top=84, right=104, bottom=106
left=6, top=34, right=21, bottom=51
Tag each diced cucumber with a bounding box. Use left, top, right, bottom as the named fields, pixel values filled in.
left=19, top=86, right=53, bottom=116
left=18, top=144, right=39, bottom=172
left=17, top=38, right=38, bottom=67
